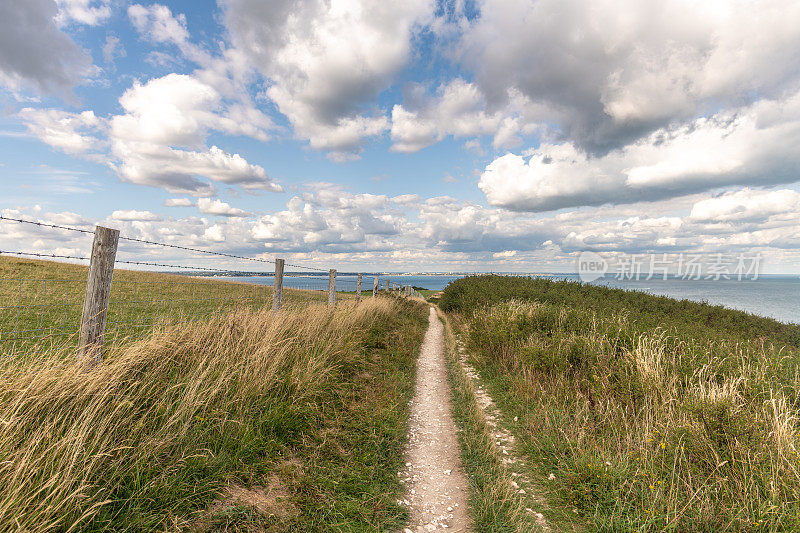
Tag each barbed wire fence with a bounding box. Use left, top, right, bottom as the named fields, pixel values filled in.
left=0, top=217, right=420, bottom=359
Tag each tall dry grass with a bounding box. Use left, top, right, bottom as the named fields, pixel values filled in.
left=465, top=299, right=800, bottom=530
left=0, top=298, right=399, bottom=532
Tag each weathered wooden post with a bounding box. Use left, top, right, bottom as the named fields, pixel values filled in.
left=273, top=258, right=284, bottom=310
left=385, top=279, right=389, bottom=292
left=328, top=269, right=336, bottom=307
left=373, top=276, right=378, bottom=297
left=356, top=273, right=362, bottom=302
left=78, top=225, right=119, bottom=363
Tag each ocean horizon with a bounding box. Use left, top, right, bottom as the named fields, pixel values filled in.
left=224, top=272, right=800, bottom=325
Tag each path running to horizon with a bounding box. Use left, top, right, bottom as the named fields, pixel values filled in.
left=400, top=307, right=471, bottom=532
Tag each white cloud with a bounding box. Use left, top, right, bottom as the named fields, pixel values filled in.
left=197, top=198, right=250, bottom=217
left=223, top=0, right=434, bottom=156
left=55, top=0, right=111, bottom=26
left=493, top=250, right=517, bottom=258
left=109, top=73, right=281, bottom=194
left=102, top=35, right=126, bottom=66
left=19, top=75, right=281, bottom=196
left=111, top=209, right=163, bottom=221
left=250, top=184, right=404, bottom=253
left=459, top=0, right=800, bottom=153
left=392, top=194, right=420, bottom=205
left=164, top=197, right=194, bottom=207
left=390, top=105, right=439, bottom=153
left=4, top=183, right=800, bottom=273
left=46, top=211, right=92, bottom=227
left=479, top=89, right=800, bottom=211
left=391, top=80, right=544, bottom=152
left=690, top=189, right=800, bottom=223
left=0, top=0, right=93, bottom=96
left=128, top=4, right=194, bottom=56
left=203, top=224, right=225, bottom=242
left=127, top=4, right=260, bottom=108
left=18, top=108, right=104, bottom=154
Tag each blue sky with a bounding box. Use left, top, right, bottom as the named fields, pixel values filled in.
left=2, top=0, right=800, bottom=274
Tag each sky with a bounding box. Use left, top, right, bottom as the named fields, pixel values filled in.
left=1, top=0, right=800, bottom=274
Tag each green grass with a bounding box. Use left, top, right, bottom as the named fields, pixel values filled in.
left=439, top=275, right=800, bottom=345
left=440, top=275, right=800, bottom=531
left=438, top=309, right=547, bottom=532
left=0, top=286, right=429, bottom=531
left=0, top=256, right=349, bottom=356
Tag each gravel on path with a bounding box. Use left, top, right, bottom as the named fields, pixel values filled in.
left=399, top=307, right=472, bottom=532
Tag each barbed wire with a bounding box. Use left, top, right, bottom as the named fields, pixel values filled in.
left=0, top=250, right=265, bottom=275
left=0, top=215, right=94, bottom=235
left=118, top=235, right=279, bottom=265
left=114, top=259, right=266, bottom=274
left=1, top=215, right=328, bottom=272
left=0, top=250, right=90, bottom=261
left=284, top=260, right=327, bottom=271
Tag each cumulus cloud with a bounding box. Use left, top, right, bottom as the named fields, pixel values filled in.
left=4, top=183, right=800, bottom=273
left=418, top=197, right=555, bottom=253
left=251, top=184, right=404, bottom=253
left=690, top=189, right=800, bottom=223
left=127, top=3, right=205, bottom=63
left=164, top=197, right=194, bottom=207
left=109, top=73, right=281, bottom=194
left=197, top=198, right=250, bottom=217
left=479, top=89, right=800, bottom=211
left=0, top=0, right=93, bottom=96
left=127, top=4, right=272, bottom=135
left=55, top=0, right=111, bottom=26
left=459, top=0, right=800, bottom=153
left=18, top=108, right=105, bottom=154
left=391, top=80, right=498, bottom=152
left=19, top=74, right=281, bottom=195
left=111, top=209, right=163, bottom=221
left=391, top=80, right=541, bottom=152
left=223, top=0, right=434, bottom=156
left=494, top=250, right=517, bottom=258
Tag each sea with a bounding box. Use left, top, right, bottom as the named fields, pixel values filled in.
left=224, top=273, right=800, bottom=325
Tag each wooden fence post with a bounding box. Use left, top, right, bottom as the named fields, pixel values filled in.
left=356, top=273, right=362, bottom=302
left=373, top=276, right=378, bottom=297
left=273, top=258, right=284, bottom=310
left=328, top=269, right=336, bottom=307
left=385, top=279, right=389, bottom=292
left=78, top=225, right=119, bottom=363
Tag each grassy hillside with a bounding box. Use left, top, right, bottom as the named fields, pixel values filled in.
left=0, top=296, right=428, bottom=531
left=0, top=256, right=346, bottom=356
left=441, top=275, right=800, bottom=531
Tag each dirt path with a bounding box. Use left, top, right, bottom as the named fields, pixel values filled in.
left=399, top=307, right=471, bottom=532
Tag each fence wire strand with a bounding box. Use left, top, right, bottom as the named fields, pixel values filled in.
left=1, top=215, right=328, bottom=272
left=1, top=217, right=413, bottom=356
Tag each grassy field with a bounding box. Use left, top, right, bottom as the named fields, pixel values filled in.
left=0, top=273, right=428, bottom=531
left=0, top=256, right=350, bottom=356
left=440, top=275, right=800, bottom=531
